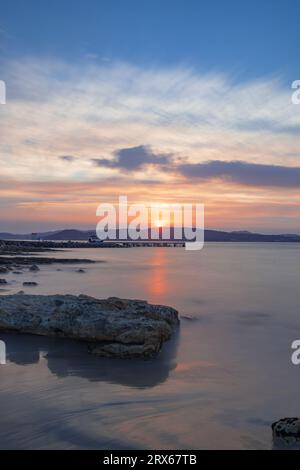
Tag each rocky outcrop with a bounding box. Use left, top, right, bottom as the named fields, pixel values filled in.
left=0, top=256, right=96, bottom=266
left=0, top=256, right=97, bottom=274
left=272, top=418, right=300, bottom=447
left=29, top=264, right=40, bottom=271
left=0, top=294, right=179, bottom=358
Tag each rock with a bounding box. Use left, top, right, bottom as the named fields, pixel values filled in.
left=181, top=315, right=196, bottom=321
left=0, top=294, right=179, bottom=358
left=12, top=271, right=22, bottom=274
left=0, top=256, right=96, bottom=265
left=89, top=341, right=163, bottom=358
left=272, top=418, right=300, bottom=447
left=0, top=279, right=7, bottom=284
left=0, top=267, right=9, bottom=273
left=76, top=269, right=85, bottom=273
left=29, top=265, right=40, bottom=272
left=22, top=282, right=38, bottom=286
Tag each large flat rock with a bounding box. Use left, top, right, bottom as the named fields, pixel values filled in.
left=0, top=294, right=179, bottom=358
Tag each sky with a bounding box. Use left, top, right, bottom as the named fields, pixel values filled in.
left=0, top=0, right=300, bottom=233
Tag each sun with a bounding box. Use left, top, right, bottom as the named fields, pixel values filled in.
left=154, top=219, right=166, bottom=228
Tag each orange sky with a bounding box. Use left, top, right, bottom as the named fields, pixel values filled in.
left=1, top=60, right=300, bottom=233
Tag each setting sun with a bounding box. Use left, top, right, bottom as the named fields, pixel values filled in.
left=154, top=219, right=166, bottom=228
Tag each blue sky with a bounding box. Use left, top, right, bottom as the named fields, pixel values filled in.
left=1, top=0, right=299, bottom=81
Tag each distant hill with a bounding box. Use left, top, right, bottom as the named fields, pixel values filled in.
left=204, top=230, right=300, bottom=242
left=0, top=232, right=32, bottom=240
left=0, top=228, right=300, bottom=242
left=39, top=229, right=96, bottom=241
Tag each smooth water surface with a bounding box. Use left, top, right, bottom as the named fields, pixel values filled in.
left=1, top=243, right=300, bottom=449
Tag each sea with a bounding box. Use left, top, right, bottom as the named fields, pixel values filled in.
left=0, top=243, right=300, bottom=449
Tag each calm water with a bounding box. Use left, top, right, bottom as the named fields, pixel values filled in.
left=1, top=243, right=300, bottom=449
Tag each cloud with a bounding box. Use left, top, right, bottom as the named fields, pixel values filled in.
left=178, top=160, right=300, bottom=188
left=0, top=57, right=300, bottom=188
left=1, top=57, right=300, bottom=232
left=92, top=145, right=171, bottom=171
left=85, top=53, right=99, bottom=60
left=59, top=155, right=76, bottom=162
left=1, top=57, right=300, bottom=189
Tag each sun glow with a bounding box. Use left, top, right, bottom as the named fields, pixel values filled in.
left=154, top=219, right=167, bottom=228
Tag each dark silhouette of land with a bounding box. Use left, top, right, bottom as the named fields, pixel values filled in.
left=1, top=228, right=300, bottom=243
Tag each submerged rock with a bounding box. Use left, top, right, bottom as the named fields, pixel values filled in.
left=23, top=281, right=38, bottom=286
left=29, top=264, right=40, bottom=272
left=272, top=418, right=300, bottom=447
left=0, top=279, right=7, bottom=284
left=0, top=294, right=179, bottom=358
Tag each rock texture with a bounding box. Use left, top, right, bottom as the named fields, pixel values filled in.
left=0, top=294, right=179, bottom=358
left=272, top=418, right=300, bottom=447
left=29, top=264, right=40, bottom=272
left=0, top=255, right=97, bottom=275
left=0, top=256, right=96, bottom=266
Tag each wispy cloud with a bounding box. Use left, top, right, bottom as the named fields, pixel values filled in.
left=59, top=155, right=77, bottom=162
left=178, top=160, right=300, bottom=188
left=1, top=57, right=300, bottom=184
left=1, top=57, right=300, bottom=231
